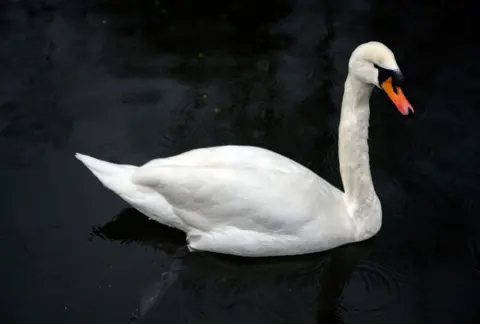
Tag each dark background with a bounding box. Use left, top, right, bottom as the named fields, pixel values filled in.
left=1, top=0, right=479, bottom=323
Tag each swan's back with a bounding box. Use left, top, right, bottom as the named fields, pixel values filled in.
left=140, top=145, right=317, bottom=175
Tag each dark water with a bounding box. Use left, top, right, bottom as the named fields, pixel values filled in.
left=1, top=0, right=479, bottom=323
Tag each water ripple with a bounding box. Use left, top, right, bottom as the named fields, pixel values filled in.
left=340, top=261, right=405, bottom=315
left=248, top=258, right=329, bottom=323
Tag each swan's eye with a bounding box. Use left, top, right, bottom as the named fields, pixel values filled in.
left=374, top=63, right=403, bottom=93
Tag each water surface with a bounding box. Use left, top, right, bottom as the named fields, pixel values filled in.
left=1, top=0, right=479, bottom=323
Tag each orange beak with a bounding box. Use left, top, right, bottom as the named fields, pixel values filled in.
left=381, top=77, right=414, bottom=116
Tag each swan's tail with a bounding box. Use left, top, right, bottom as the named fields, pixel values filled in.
left=75, top=153, right=138, bottom=198
left=76, top=153, right=185, bottom=231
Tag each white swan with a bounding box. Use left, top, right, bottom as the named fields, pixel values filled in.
left=76, top=41, right=413, bottom=258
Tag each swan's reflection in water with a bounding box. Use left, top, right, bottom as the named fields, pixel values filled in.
left=91, top=208, right=376, bottom=324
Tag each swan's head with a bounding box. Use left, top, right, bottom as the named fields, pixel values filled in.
left=349, top=41, right=414, bottom=116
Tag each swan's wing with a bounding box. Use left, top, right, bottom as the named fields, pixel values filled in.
left=131, top=146, right=347, bottom=235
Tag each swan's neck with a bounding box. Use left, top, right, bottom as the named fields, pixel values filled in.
left=338, top=75, right=381, bottom=239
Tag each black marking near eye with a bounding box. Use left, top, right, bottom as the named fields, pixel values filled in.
left=374, top=63, right=403, bottom=94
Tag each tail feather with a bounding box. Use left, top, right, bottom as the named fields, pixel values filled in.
left=75, top=153, right=138, bottom=194
left=75, top=153, right=183, bottom=230
left=75, top=153, right=135, bottom=175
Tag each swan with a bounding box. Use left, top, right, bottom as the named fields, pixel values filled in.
left=75, top=41, right=414, bottom=258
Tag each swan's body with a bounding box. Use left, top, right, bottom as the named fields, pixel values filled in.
left=76, top=41, right=413, bottom=257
